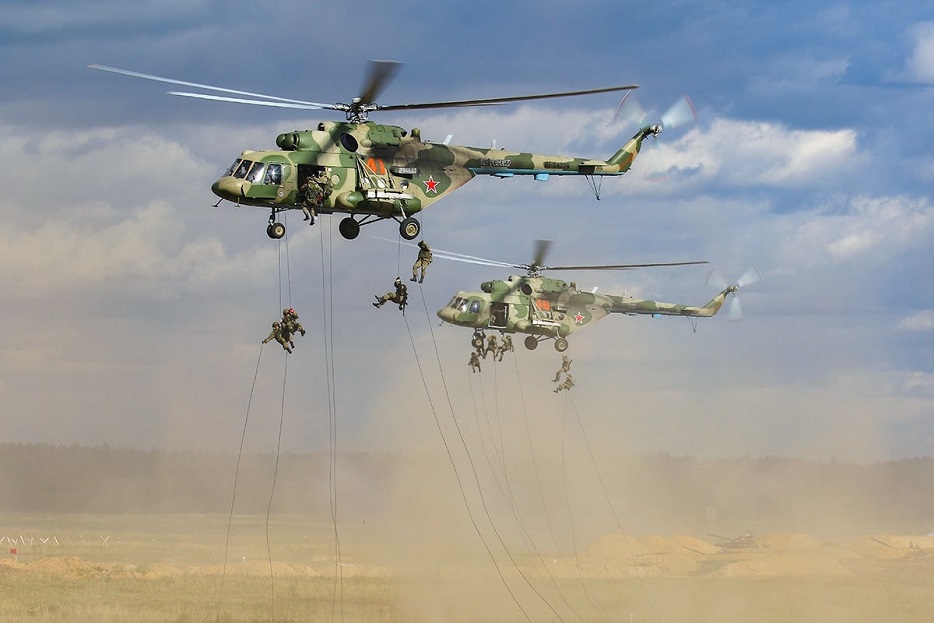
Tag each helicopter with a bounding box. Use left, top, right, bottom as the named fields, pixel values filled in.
left=88, top=61, right=694, bottom=241
left=435, top=241, right=760, bottom=352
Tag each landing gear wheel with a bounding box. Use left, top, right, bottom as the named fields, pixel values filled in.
left=524, top=336, right=539, bottom=351
left=267, top=222, right=286, bottom=239
left=339, top=217, right=360, bottom=240
left=471, top=337, right=484, bottom=349
left=554, top=338, right=569, bottom=352
left=400, top=217, right=420, bottom=240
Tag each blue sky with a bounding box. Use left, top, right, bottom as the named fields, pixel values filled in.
left=0, top=0, right=932, bottom=460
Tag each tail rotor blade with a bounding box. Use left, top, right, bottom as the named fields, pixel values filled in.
left=727, top=296, right=745, bottom=321
left=706, top=268, right=728, bottom=290
left=613, top=91, right=648, bottom=126
left=660, top=95, right=697, bottom=130
left=737, top=266, right=762, bottom=288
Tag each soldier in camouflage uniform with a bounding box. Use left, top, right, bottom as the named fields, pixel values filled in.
left=411, top=240, right=432, bottom=283
left=262, top=322, right=292, bottom=353
left=468, top=350, right=481, bottom=374
left=553, top=374, right=574, bottom=393
left=281, top=308, right=306, bottom=338
left=497, top=335, right=514, bottom=362
left=373, top=277, right=408, bottom=311
left=299, top=170, right=333, bottom=225
left=483, top=333, right=498, bottom=360
left=552, top=355, right=572, bottom=382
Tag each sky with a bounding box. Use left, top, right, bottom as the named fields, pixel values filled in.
left=1, top=0, right=932, bottom=462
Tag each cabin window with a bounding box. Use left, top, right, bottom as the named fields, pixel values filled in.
left=263, top=163, right=283, bottom=185
left=246, top=162, right=266, bottom=183
left=468, top=300, right=483, bottom=314
left=233, top=159, right=253, bottom=179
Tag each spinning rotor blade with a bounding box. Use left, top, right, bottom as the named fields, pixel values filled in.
left=613, top=91, right=648, bottom=126
left=88, top=64, right=333, bottom=109
left=705, top=267, right=762, bottom=321
left=736, top=266, right=763, bottom=288
left=660, top=95, right=697, bottom=130
left=545, top=260, right=709, bottom=271
left=358, top=60, right=402, bottom=106
left=727, top=296, right=745, bottom=322
left=379, top=83, right=638, bottom=112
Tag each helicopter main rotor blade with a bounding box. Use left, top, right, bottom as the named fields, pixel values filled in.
left=168, top=91, right=330, bottom=110
left=378, top=84, right=639, bottom=112
left=88, top=64, right=335, bottom=108
left=358, top=60, right=402, bottom=105
left=545, top=260, right=709, bottom=271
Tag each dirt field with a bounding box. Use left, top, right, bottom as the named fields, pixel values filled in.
left=1, top=514, right=932, bottom=622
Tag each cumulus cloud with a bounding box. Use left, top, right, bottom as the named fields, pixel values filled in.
left=649, top=119, right=861, bottom=188
left=786, top=195, right=933, bottom=263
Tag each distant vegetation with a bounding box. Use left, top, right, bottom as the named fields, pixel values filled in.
left=1, top=443, right=931, bottom=535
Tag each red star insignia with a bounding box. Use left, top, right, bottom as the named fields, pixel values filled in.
left=574, top=312, right=585, bottom=324
left=423, top=176, right=439, bottom=193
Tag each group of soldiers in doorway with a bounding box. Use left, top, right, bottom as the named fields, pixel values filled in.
left=552, top=355, right=574, bottom=393
left=262, top=307, right=307, bottom=353
left=299, top=170, right=334, bottom=226
left=468, top=330, right=514, bottom=373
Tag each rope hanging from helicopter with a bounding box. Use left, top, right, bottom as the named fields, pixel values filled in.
left=404, top=285, right=574, bottom=623
left=316, top=217, right=345, bottom=615
left=217, top=217, right=297, bottom=622
left=469, top=353, right=594, bottom=622
left=563, top=390, right=661, bottom=622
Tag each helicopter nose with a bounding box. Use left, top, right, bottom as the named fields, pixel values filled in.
left=436, top=306, right=456, bottom=324
left=211, top=177, right=247, bottom=201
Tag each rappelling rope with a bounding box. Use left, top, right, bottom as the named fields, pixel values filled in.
left=216, top=342, right=265, bottom=623
left=264, top=350, right=289, bottom=623
left=318, top=218, right=344, bottom=618
left=411, top=286, right=566, bottom=623
left=566, top=392, right=661, bottom=622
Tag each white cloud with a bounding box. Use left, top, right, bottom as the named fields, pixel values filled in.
left=905, top=22, right=934, bottom=83
left=900, top=310, right=934, bottom=331
left=649, top=119, right=861, bottom=188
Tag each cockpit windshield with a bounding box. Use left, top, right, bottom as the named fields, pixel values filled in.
left=223, top=159, right=285, bottom=186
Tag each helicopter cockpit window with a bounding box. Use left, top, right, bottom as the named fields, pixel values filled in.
left=233, top=159, right=253, bottom=179
left=263, top=163, right=283, bottom=186
left=246, top=162, right=266, bottom=183
left=224, top=159, right=242, bottom=177
left=468, top=300, right=483, bottom=314
left=456, top=298, right=469, bottom=313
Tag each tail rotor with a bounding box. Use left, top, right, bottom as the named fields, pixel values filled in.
left=706, top=267, right=761, bottom=321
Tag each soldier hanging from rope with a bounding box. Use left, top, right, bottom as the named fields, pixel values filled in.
left=552, top=354, right=572, bottom=382
left=468, top=350, right=482, bottom=374
left=411, top=239, right=432, bottom=283
left=497, top=335, right=514, bottom=362
left=262, top=321, right=292, bottom=353
left=281, top=308, right=306, bottom=339
left=373, top=277, right=408, bottom=313
left=483, top=333, right=498, bottom=360
left=554, top=373, right=575, bottom=393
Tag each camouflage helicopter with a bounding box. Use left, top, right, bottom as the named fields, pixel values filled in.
left=89, top=62, right=694, bottom=241
left=436, top=241, right=760, bottom=352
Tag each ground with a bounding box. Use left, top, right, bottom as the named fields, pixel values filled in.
left=0, top=514, right=932, bottom=622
